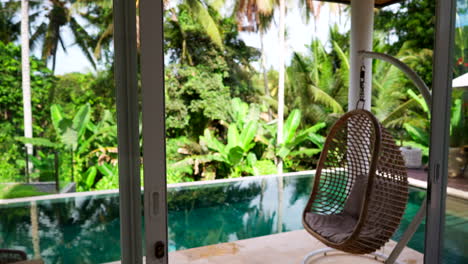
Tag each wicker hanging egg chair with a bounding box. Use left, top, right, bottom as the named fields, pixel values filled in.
left=302, top=109, right=409, bottom=255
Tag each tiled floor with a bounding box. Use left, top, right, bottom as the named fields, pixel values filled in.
left=169, top=230, right=423, bottom=264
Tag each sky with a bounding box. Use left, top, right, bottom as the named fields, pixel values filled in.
left=53, top=27, right=97, bottom=75
left=238, top=4, right=348, bottom=70
left=457, top=0, right=468, bottom=27
left=52, top=3, right=349, bottom=75
left=50, top=1, right=468, bottom=75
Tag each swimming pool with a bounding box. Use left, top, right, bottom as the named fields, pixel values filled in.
left=0, top=173, right=467, bottom=263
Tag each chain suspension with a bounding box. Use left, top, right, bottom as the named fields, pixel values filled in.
left=356, top=65, right=366, bottom=109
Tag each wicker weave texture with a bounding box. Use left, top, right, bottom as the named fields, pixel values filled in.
left=303, top=109, right=408, bottom=254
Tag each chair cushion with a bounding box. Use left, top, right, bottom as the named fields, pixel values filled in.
left=305, top=212, right=358, bottom=243
left=304, top=175, right=368, bottom=244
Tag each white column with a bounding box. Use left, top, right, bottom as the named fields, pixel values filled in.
left=349, top=0, right=374, bottom=111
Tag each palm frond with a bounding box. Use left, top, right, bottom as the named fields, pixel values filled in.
left=30, top=22, right=47, bottom=51
left=186, top=0, right=223, bottom=49
left=69, top=17, right=96, bottom=69
left=380, top=98, right=417, bottom=127
left=309, top=85, right=344, bottom=113
left=332, top=41, right=349, bottom=70
left=94, top=23, right=114, bottom=59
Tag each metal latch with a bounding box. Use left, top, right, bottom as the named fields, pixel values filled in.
left=155, top=241, right=165, bottom=259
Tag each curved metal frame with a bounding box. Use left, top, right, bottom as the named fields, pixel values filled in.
left=302, top=247, right=403, bottom=264
left=302, top=51, right=431, bottom=264
left=359, top=51, right=432, bottom=109
left=360, top=51, right=430, bottom=264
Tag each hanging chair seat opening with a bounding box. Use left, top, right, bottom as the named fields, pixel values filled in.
left=304, top=174, right=367, bottom=243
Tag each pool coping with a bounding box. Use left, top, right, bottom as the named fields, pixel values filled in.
left=0, top=170, right=314, bottom=205
left=409, top=177, right=468, bottom=200
left=2, top=170, right=468, bottom=205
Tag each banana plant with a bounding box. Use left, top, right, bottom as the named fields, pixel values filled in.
left=171, top=98, right=272, bottom=179
left=49, top=104, right=92, bottom=183
left=200, top=98, right=273, bottom=177
left=94, top=163, right=119, bottom=190
left=43, top=105, right=117, bottom=189
left=51, top=104, right=91, bottom=152
left=259, top=109, right=326, bottom=169
left=228, top=98, right=259, bottom=130
left=200, top=119, right=258, bottom=177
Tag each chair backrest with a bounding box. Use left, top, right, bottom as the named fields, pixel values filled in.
left=306, top=110, right=380, bottom=218
left=342, top=174, right=368, bottom=219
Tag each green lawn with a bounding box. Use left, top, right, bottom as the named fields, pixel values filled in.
left=0, top=183, right=50, bottom=199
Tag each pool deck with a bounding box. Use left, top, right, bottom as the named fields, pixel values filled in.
left=167, top=230, right=423, bottom=264
left=408, top=168, right=468, bottom=192
left=407, top=169, right=468, bottom=200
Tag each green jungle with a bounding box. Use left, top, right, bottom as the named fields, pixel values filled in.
left=0, top=0, right=467, bottom=198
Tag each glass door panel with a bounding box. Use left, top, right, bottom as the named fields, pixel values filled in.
left=443, top=1, right=468, bottom=262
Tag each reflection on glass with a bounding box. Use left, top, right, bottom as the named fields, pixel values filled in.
left=0, top=194, right=122, bottom=263
left=442, top=1, right=468, bottom=262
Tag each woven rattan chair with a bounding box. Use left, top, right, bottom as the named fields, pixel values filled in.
left=0, top=249, right=27, bottom=264
left=302, top=109, right=409, bottom=260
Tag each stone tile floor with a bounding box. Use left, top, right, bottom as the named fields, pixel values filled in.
left=169, top=230, right=423, bottom=264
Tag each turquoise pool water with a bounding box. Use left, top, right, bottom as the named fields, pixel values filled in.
left=0, top=174, right=467, bottom=263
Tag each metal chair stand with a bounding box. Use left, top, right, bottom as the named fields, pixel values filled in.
left=302, top=247, right=403, bottom=264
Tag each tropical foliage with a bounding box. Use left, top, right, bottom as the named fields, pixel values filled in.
left=0, top=0, right=466, bottom=198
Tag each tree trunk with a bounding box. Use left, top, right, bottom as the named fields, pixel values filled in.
left=30, top=201, right=41, bottom=259
left=21, top=0, right=34, bottom=178
left=277, top=0, right=286, bottom=174
left=277, top=176, right=284, bottom=233
left=260, top=30, right=273, bottom=121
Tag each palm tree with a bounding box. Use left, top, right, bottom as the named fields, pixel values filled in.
left=277, top=0, right=286, bottom=174
left=286, top=33, right=348, bottom=126
left=235, top=0, right=275, bottom=120
left=81, top=0, right=224, bottom=62
left=183, top=0, right=224, bottom=49
left=21, top=0, right=33, bottom=178
left=29, top=0, right=96, bottom=72
left=298, top=0, right=343, bottom=29
left=0, top=1, right=21, bottom=43
left=73, top=0, right=114, bottom=60
left=30, top=201, right=41, bottom=259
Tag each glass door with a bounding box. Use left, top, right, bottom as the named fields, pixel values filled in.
left=425, top=0, right=458, bottom=263
left=441, top=0, right=468, bottom=262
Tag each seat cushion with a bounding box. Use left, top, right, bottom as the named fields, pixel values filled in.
left=305, top=212, right=358, bottom=243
